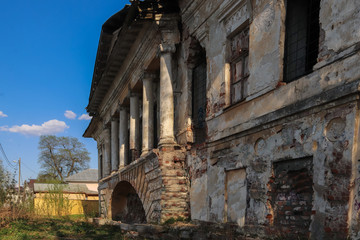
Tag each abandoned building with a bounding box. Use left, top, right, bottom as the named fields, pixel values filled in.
left=83, top=0, right=360, bottom=238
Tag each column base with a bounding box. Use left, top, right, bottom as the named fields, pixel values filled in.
left=158, top=137, right=178, bottom=148
left=130, top=149, right=139, bottom=162
left=140, top=148, right=151, bottom=157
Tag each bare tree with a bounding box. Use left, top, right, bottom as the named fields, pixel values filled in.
left=38, top=135, right=90, bottom=182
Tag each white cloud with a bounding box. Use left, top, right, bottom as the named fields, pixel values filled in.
left=64, top=110, right=77, bottom=119
left=0, top=111, right=8, bottom=118
left=78, top=113, right=92, bottom=120
left=0, top=119, right=69, bottom=136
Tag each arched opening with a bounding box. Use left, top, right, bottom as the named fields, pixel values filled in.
left=111, top=181, right=146, bottom=223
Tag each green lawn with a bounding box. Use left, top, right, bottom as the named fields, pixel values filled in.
left=0, top=217, right=124, bottom=240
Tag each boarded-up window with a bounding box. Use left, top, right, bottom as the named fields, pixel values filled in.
left=225, top=168, right=247, bottom=226
left=269, top=158, right=313, bottom=237
left=230, top=27, right=249, bottom=104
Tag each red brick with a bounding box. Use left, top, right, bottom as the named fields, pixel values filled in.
left=327, top=195, right=335, bottom=201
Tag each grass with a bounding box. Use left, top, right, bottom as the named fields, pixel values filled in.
left=0, top=217, right=124, bottom=240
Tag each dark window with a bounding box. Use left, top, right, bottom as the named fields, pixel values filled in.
left=230, top=27, right=249, bottom=104
left=284, top=0, right=320, bottom=82
left=192, top=51, right=207, bottom=144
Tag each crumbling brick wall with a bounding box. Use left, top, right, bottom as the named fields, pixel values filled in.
left=186, top=95, right=357, bottom=239
left=98, top=148, right=190, bottom=224
left=267, top=158, right=313, bottom=238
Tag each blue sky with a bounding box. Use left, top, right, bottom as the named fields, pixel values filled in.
left=0, top=0, right=129, bottom=183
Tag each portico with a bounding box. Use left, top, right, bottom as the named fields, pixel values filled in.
left=83, top=3, right=189, bottom=223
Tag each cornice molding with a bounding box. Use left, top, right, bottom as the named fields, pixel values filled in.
left=98, top=23, right=160, bottom=120
left=217, top=0, right=247, bottom=23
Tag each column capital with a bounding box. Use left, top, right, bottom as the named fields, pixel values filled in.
left=160, top=43, right=176, bottom=54
left=101, top=127, right=110, bottom=143
left=119, top=106, right=129, bottom=112
left=142, top=71, right=158, bottom=81
left=130, top=92, right=141, bottom=98
left=97, top=141, right=102, bottom=150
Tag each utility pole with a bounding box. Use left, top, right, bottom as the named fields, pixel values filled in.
left=18, top=158, right=21, bottom=198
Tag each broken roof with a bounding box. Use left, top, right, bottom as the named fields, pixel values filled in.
left=85, top=0, right=179, bottom=117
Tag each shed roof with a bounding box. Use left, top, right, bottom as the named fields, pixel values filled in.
left=65, top=169, right=98, bottom=183
left=34, top=183, right=98, bottom=195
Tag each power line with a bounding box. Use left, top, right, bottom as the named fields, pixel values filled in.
left=22, top=161, right=38, bottom=175
left=0, top=143, right=16, bottom=169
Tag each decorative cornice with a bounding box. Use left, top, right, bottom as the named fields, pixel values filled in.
left=217, top=0, right=247, bottom=23
left=181, top=0, right=207, bottom=25
left=98, top=23, right=160, bottom=119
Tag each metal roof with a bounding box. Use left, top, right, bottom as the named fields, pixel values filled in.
left=65, top=169, right=98, bottom=183
left=34, top=183, right=98, bottom=195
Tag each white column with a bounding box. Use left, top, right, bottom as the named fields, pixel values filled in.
left=119, top=107, right=129, bottom=167
left=158, top=43, right=177, bottom=147
left=141, top=73, right=155, bottom=156
left=101, top=143, right=105, bottom=178
left=103, top=128, right=111, bottom=176
left=97, top=142, right=102, bottom=180
left=111, top=118, right=119, bottom=172
left=130, top=94, right=140, bottom=161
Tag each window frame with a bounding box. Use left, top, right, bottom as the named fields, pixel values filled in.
left=229, top=26, right=250, bottom=105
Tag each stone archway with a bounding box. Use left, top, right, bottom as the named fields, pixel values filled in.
left=111, top=181, right=146, bottom=223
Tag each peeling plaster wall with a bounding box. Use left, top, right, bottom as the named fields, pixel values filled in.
left=179, top=0, right=360, bottom=141
left=186, top=99, right=358, bottom=238
left=90, top=0, right=360, bottom=238
left=247, top=0, right=284, bottom=99
left=318, top=1, right=360, bottom=60
left=179, top=0, right=360, bottom=238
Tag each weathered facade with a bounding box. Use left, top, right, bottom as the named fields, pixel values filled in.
left=84, top=0, right=360, bottom=238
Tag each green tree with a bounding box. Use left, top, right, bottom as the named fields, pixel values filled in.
left=0, top=159, right=14, bottom=206
left=37, top=135, right=90, bottom=182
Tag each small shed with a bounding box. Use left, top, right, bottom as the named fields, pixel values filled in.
left=34, top=169, right=99, bottom=216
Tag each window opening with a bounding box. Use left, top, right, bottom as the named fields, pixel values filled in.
left=192, top=51, right=207, bottom=144
left=284, top=0, right=320, bottom=82
left=230, top=27, right=249, bottom=104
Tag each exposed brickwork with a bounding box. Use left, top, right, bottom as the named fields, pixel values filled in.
left=267, top=158, right=313, bottom=238
left=99, top=148, right=190, bottom=223
left=323, top=147, right=351, bottom=239
left=87, top=0, right=360, bottom=238
left=158, top=148, right=190, bottom=221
